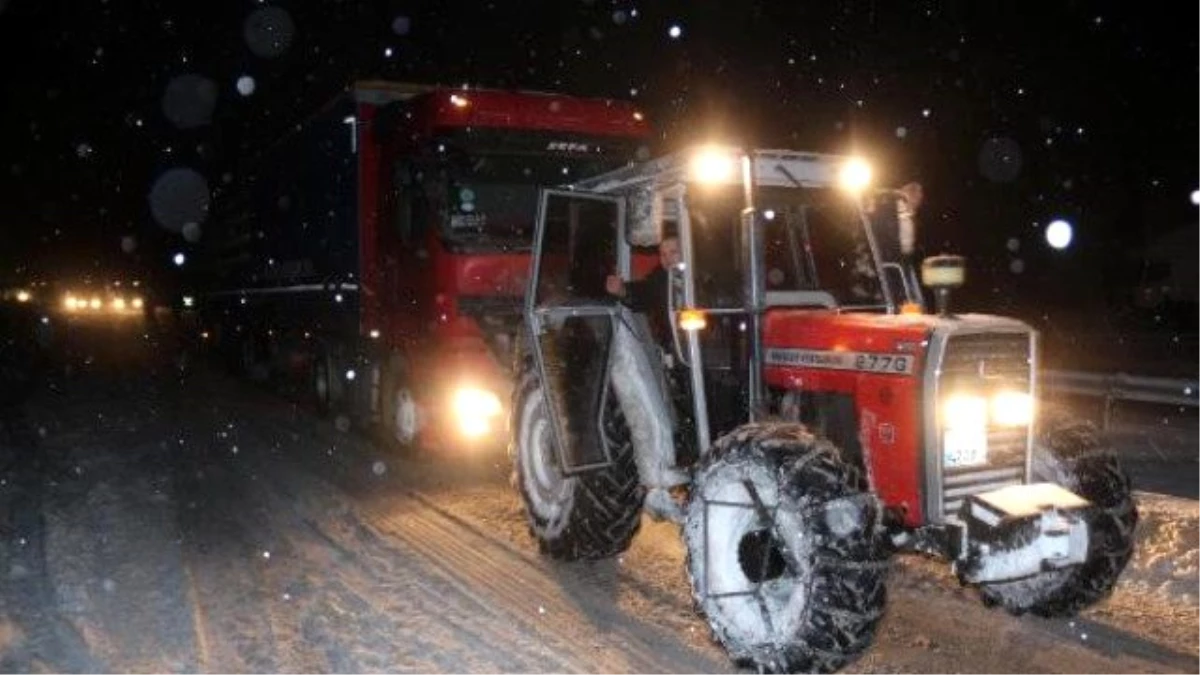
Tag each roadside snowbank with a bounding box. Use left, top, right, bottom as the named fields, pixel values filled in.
left=1119, top=492, right=1199, bottom=605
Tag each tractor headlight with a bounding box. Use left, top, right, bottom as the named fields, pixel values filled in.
left=452, top=386, right=503, bottom=438
left=941, top=393, right=988, bottom=468
left=991, top=390, right=1034, bottom=427
left=943, top=393, right=988, bottom=430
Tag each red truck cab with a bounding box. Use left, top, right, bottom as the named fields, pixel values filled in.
left=357, top=83, right=652, bottom=452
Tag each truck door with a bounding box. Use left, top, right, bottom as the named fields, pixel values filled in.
left=525, top=189, right=624, bottom=474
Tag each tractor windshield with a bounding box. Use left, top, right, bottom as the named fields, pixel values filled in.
left=758, top=187, right=887, bottom=310
left=683, top=186, right=887, bottom=310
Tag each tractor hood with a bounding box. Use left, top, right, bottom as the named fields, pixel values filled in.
left=763, top=309, right=1034, bottom=353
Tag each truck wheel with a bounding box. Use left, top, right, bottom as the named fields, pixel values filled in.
left=511, top=362, right=643, bottom=560
left=312, top=350, right=336, bottom=416
left=683, top=423, right=889, bottom=674
left=974, top=411, right=1137, bottom=616
left=377, top=355, right=419, bottom=455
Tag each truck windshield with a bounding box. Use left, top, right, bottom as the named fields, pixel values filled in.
left=427, top=135, right=641, bottom=250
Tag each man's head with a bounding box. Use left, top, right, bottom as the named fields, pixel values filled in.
left=659, top=235, right=681, bottom=270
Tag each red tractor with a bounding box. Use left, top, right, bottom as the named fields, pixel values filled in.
left=510, top=146, right=1137, bottom=672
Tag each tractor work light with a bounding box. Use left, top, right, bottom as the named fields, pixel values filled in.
left=449, top=94, right=470, bottom=108
left=691, top=146, right=737, bottom=185
left=838, top=157, right=873, bottom=193
left=452, top=386, right=503, bottom=438
left=16, top=290, right=31, bottom=303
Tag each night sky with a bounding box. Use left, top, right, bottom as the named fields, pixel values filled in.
left=1, top=0, right=1196, bottom=318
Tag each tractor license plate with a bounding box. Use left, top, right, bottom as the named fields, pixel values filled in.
left=944, top=428, right=988, bottom=467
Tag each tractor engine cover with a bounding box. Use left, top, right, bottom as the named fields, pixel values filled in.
left=956, top=482, right=1091, bottom=585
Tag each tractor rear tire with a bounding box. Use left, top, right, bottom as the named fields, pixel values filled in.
left=511, top=361, right=643, bottom=560
left=683, top=423, right=890, bottom=674
left=975, top=410, right=1137, bottom=616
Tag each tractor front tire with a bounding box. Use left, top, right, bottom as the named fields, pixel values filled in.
left=975, top=411, right=1138, bottom=616
left=511, top=362, right=643, bottom=560
left=683, top=423, right=890, bottom=674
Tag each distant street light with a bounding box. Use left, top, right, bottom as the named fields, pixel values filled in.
left=173, top=252, right=186, bottom=266
left=1045, top=219, right=1073, bottom=250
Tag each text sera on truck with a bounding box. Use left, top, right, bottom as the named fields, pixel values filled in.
left=195, top=81, right=651, bottom=452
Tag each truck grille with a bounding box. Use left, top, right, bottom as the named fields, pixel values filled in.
left=937, top=333, right=1032, bottom=519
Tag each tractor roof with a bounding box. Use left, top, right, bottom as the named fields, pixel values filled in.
left=572, top=146, right=855, bottom=194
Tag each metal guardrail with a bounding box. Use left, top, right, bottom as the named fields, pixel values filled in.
left=1041, top=369, right=1199, bottom=429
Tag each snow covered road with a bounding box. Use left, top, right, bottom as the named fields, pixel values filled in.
left=0, top=326, right=1195, bottom=673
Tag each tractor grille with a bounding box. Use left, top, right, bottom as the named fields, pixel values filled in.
left=937, top=332, right=1032, bottom=519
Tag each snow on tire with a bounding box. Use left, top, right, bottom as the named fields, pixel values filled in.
left=975, top=410, right=1138, bottom=616
left=683, top=423, right=890, bottom=674
left=511, top=361, right=643, bottom=560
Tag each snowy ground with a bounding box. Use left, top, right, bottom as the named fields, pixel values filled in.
left=0, top=321, right=1196, bottom=673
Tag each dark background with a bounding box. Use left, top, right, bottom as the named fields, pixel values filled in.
left=0, top=0, right=1195, bottom=369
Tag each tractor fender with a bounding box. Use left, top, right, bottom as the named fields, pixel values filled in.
left=607, top=314, right=688, bottom=491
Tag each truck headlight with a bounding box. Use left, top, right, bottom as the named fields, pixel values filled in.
left=452, top=386, right=503, bottom=438
left=991, top=390, right=1034, bottom=427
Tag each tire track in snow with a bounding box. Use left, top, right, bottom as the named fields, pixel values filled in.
left=185, top=397, right=580, bottom=673
left=367, top=491, right=729, bottom=674
left=241, top=452, right=584, bottom=673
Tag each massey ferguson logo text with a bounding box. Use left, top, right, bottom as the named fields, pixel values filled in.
left=765, top=348, right=915, bottom=375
